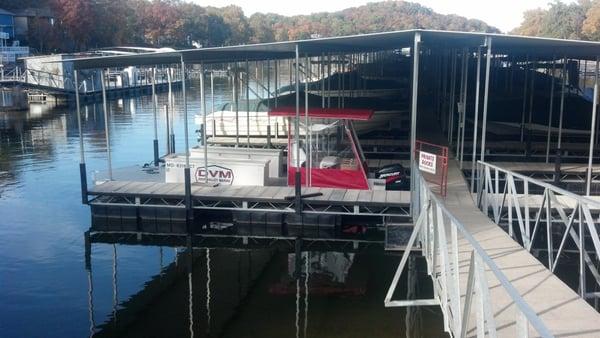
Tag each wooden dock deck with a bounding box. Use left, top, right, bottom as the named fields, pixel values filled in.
left=88, top=180, right=411, bottom=217
left=442, top=159, right=600, bottom=337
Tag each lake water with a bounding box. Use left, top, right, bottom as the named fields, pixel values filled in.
left=0, top=79, right=446, bottom=337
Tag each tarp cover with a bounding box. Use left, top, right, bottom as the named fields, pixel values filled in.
left=288, top=167, right=369, bottom=190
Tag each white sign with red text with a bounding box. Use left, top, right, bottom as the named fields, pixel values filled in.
left=164, top=154, right=269, bottom=186
left=195, top=165, right=234, bottom=185
left=419, top=151, right=437, bottom=174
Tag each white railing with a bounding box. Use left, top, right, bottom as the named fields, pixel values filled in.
left=0, top=46, right=29, bottom=65
left=2, top=65, right=178, bottom=94
left=0, top=46, right=29, bottom=53
left=0, top=67, right=25, bottom=81
left=476, top=160, right=600, bottom=300
left=385, top=167, right=552, bottom=338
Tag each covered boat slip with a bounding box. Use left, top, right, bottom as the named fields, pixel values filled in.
left=70, top=29, right=600, bottom=337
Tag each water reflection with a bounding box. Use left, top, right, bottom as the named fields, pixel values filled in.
left=0, top=88, right=27, bottom=110
left=85, top=233, right=446, bottom=338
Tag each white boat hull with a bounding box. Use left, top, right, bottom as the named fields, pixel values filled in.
left=195, top=109, right=409, bottom=137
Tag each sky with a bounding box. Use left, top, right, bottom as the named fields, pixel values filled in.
left=194, top=0, right=576, bottom=33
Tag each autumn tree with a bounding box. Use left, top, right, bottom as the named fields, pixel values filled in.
left=51, top=0, right=94, bottom=50
left=512, top=9, right=546, bottom=36
left=583, top=0, right=600, bottom=40
left=512, top=0, right=600, bottom=41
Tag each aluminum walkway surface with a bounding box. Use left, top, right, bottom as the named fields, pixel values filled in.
left=442, top=159, right=600, bottom=337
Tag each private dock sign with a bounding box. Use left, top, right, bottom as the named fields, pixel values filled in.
left=419, top=151, right=437, bottom=174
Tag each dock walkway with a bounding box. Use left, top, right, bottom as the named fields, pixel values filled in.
left=442, top=159, right=600, bottom=337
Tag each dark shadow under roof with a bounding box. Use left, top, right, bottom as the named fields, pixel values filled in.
left=67, top=29, right=600, bottom=70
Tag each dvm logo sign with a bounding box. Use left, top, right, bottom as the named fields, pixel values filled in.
left=195, top=165, right=234, bottom=185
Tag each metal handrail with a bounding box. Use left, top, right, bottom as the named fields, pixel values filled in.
left=385, top=167, right=553, bottom=337
left=476, top=160, right=600, bottom=301
left=479, top=160, right=600, bottom=208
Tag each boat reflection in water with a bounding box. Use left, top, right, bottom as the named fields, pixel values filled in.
left=86, top=233, right=447, bottom=338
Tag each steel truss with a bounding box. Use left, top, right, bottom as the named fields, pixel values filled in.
left=476, top=161, right=600, bottom=300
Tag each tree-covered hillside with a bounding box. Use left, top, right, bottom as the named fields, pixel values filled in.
left=0, top=0, right=499, bottom=53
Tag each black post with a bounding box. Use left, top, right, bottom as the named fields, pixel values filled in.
left=526, top=131, right=532, bottom=159
left=153, top=139, right=159, bottom=166
left=294, top=237, right=302, bottom=280
left=267, top=125, right=272, bottom=149
left=295, top=172, right=302, bottom=214
left=554, top=148, right=562, bottom=185
left=199, top=124, right=205, bottom=146
left=187, top=234, right=193, bottom=253
left=184, top=167, right=193, bottom=232
left=84, top=230, right=91, bottom=270
left=170, top=134, right=176, bottom=154
left=80, top=163, right=88, bottom=204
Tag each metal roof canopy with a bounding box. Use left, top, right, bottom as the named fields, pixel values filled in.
left=67, top=29, right=600, bottom=70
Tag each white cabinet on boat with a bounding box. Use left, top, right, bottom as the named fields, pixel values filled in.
left=164, top=154, right=270, bottom=186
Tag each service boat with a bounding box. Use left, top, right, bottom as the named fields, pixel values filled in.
left=170, top=107, right=408, bottom=191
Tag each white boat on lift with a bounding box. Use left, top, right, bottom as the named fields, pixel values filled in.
left=195, top=97, right=409, bottom=138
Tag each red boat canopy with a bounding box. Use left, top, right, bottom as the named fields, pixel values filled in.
left=269, top=107, right=374, bottom=121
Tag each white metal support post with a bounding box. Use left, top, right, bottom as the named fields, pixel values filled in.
left=410, top=32, right=421, bottom=217
left=200, top=64, right=208, bottom=184
left=470, top=45, right=483, bottom=193
left=74, top=70, right=87, bottom=204
left=521, top=56, right=529, bottom=143
left=100, top=69, right=113, bottom=180
left=586, top=57, right=599, bottom=196
left=246, top=59, right=250, bottom=149
left=305, top=55, right=311, bottom=187
left=151, top=67, right=159, bottom=166
left=181, top=57, right=193, bottom=228
left=480, top=37, right=493, bottom=163
left=294, top=44, right=302, bottom=213
left=459, top=49, right=470, bottom=168
left=558, top=57, right=567, bottom=150
left=210, top=70, right=215, bottom=138
left=545, top=59, right=556, bottom=163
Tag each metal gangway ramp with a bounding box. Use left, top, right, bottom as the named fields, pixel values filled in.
left=385, top=159, right=600, bottom=337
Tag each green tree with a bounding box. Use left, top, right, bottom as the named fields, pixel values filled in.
left=212, top=5, right=249, bottom=45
